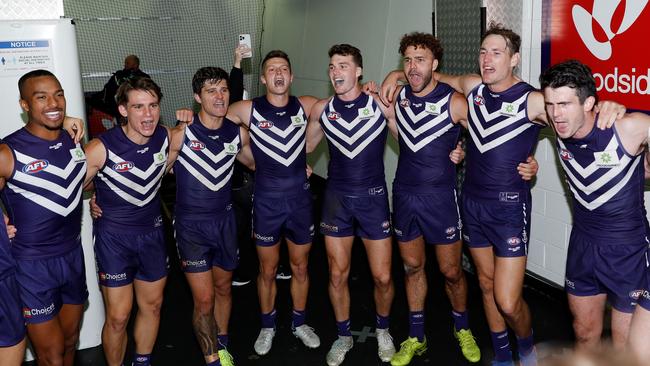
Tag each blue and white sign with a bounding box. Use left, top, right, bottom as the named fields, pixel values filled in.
left=0, top=39, right=53, bottom=76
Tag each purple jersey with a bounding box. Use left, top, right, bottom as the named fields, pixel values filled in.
left=249, top=96, right=308, bottom=198
left=0, top=230, right=14, bottom=280
left=320, top=93, right=387, bottom=194
left=394, top=83, right=461, bottom=193
left=1, top=129, right=85, bottom=260
left=464, top=82, right=542, bottom=201
left=556, top=122, right=647, bottom=243
left=173, top=115, right=241, bottom=221
left=94, top=125, right=168, bottom=232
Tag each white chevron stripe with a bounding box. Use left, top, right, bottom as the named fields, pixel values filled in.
left=396, top=106, right=449, bottom=138
left=97, top=170, right=164, bottom=207
left=180, top=145, right=234, bottom=177
left=7, top=181, right=82, bottom=216
left=320, top=111, right=382, bottom=145
left=184, top=129, right=240, bottom=164
left=557, top=137, right=619, bottom=178
left=250, top=123, right=306, bottom=153
left=399, top=88, right=450, bottom=122
left=323, top=120, right=386, bottom=159
left=468, top=97, right=528, bottom=138
left=325, top=97, right=375, bottom=131
left=12, top=164, right=86, bottom=200
left=473, top=84, right=529, bottom=122
left=15, top=150, right=85, bottom=180
left=561, top=153, right=632, bottom=194
left=396, top=121, right=455, bottom=152
left=566, top=155, right=641, bottom=211
left=106, top=139, right=168, bottom=180
left=100, top=162, right=166, bottom=195
left=252, top=108, right=305, bottom=138
left=468, top=119, right=534, bottom=153
left=249, top=134, right=305, bottom=167
left=177, top=156, right=234, bottom=191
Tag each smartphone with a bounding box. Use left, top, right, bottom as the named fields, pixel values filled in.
left=238, top=34, right=252, bottom=58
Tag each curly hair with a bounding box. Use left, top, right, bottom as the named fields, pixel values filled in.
left=399, top=32, right=443, bottom=62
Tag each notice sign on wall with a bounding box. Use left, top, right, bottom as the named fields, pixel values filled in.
left=543, top=0, right=650, bottom=111
left=0, top=39, right=54, bottom=77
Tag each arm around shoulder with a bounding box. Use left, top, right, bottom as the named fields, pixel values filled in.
left=83, top=138, right=107, bottom=188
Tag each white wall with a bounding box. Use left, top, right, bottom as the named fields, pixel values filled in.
left=262, top=0, right=433, bottom=191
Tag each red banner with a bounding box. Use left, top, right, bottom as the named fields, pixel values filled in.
left=544, top=0, right=650, bottom=111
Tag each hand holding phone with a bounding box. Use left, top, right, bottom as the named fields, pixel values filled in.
left=238, top=34, right=252, bottom=58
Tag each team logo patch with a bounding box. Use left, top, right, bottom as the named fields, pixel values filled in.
left=445, top=227, right=456, bottom=235
left=399, top=99, right=411, bottom=108
left=189, top=140, right=206, bottom=151
left=23, top=307, right=32, bottom=318
left=113, top=161, right=135, bottom=172
left=507, top=237, right=521, bottom=246
left=23, top=159, right=49, bottom=174
left=327, top=111, right=341, bottom=121
left=258, top=120, right=274, bottom=129
left=381, top=221, right=390, bottom=229
left=559, top=149, right=573, bottom=161
left=473, top=95, right=485, bottom=106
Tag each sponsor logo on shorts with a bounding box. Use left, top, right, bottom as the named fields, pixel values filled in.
left=381, top=220, right=391, bottom=234
left=154, top=215, right=163, bottom=227
left=368, top=186, right=384, bottom=195
left=642, top=290, right=650, bottom=301
left=23, top=159, right=49, bottom=174
left=99, top=272, right=128, bottom=282
left=473, top=95, right=484, bottom=106
left=462, top=234, right=470, bottom=242
left=630, top=289, right=643, bottom=300
left=189, top=140, right=206, bottom=151
left=113, top=161, right=135, bottom=173
left=565, top=279, right=576, bottom=290
left=254, top=233, right=274, bottom=242
left=507, top=237, right=521, bottom=246
left=559, top=149, right=574, bottom=161
left=309, top=224, right=315, bottom=236
left=320, top=222, right=339, bottom=233
left=394, top=228, right=403, bottom=237
left=226, top=203, right=232, bottom=211
left=445, top=226, right=457, bottom=240
left=499, top=192, right=520, bottom=203
left=399, top=99, right=410, bottom=108
left=22, top=303, right=55, bottom=318
left=327, top=111, right=341, bottom=120
left=181, top=259, right=207, bottom=269
left=257, top=120, right=274, bottom=129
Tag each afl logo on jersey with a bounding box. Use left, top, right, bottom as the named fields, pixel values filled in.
left=559, top=149, right=574, bottom=161
left=507, top=237, right=521, bottom=246
left=22, top=160, right=49, bottom=174
left=258, top=120, right=274, bottom=129
left=113, top=161, right=135, bottom=172
left=327, top=111, right=341, bottom=121
left=189, top=140, right=206, bottom=151
left=473, top=95, right=485, bottom=106
left=399, top=99, right=411, bottom=108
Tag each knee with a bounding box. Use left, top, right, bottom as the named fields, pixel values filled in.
left=477, top=273, right=495, bottom=295
left=373, top=272, right=392, bottom=289
left=329, top=268, right=348, bottom=289
left=63, top=331, right=80, bottom=352
left=573, top=317, right=600, bottom=341
left=193, top=293, right=215, bottom=315
left=403, top=259, right=424, bottom=277
left=440, top=263, right=463, bottom=284
left=495, top=296, right=521, bottom=319
left=106, top=311, right=130, bottom=332
left=291, top=262, right=308, bottom=281
left=259, top=264, right=277, bottom=282
left=214, top=280, right=231, bottom=298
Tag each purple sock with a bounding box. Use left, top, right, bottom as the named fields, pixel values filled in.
left=452, top=310, right=469, bottom=331
left=206, top=360, right=220, bottom=366
left=490, top=330, right=512, bottom=362
left=336, top=319, right=352, bottom=336
left=292, top=308, right=306, bottom=328
left=217, top=334, right=229, bottom=349
left=260, top=309, right=276, bottom=329
left=132, top=353, right=151, bottom=366
left=376, top=313, right=390, bottom=330
left=517, top=332, right=535, bottom=356
left=408, top=311, right=425, bottom=341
